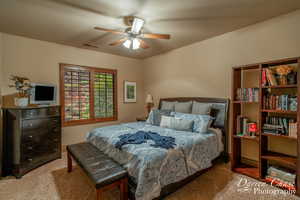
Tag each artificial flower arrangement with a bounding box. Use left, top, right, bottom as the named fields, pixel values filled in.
left=9, top=75, right=32, bottom=106
left=275, top=65, right=295, bottom=85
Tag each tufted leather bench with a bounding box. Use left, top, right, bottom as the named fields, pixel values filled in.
left=67, top=142, right=128, bottom=200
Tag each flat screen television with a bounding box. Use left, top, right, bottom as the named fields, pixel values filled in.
left=30, top=83, right=57, bottom=105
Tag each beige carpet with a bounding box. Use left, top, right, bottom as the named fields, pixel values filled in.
left=0, top=153, right=299, bottom=200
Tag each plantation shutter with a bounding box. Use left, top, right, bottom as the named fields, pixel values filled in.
left=94, top=72, right=115, bottom=118
left=63, top=68, right=91, bottom=121
left=60, top=64, right=117, bottom=126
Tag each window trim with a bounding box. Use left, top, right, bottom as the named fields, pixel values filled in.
left=59, top=63, right=118, bottom=127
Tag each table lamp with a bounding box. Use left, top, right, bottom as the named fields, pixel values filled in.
left=145, top=94, right=154, bottom=114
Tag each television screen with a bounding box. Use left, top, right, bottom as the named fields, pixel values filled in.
left=34, top=85, right=55, bottom=101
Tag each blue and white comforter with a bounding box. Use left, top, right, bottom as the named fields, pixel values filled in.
left=86, top=122, right=222, bottom=200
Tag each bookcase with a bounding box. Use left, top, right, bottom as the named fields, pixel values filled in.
left=231, top=57, right=300, bottom=194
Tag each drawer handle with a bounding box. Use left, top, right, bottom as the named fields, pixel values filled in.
left=28, top=158, right=33, bottom=162
left=29, top=123, right=33, bottom=127
left=28, top=135, right=33, bottom=138
left=27, top=146, right=33, bottom=150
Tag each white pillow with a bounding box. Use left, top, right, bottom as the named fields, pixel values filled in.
left=160, top=116, right=194, bottom=132
left=171, top=112, right=214, bottom=133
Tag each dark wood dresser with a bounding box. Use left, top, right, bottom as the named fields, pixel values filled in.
left=1, top=106, right=61, bottom=178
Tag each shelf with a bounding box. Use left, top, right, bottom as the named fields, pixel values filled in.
left=233, top=135, right=259, bottom=141
left=262, top=84, right=297, bottom=89
left=233, top=165, right=260, bottom=179
left=262, top=133, right=297, bottom=140
left=261, top=109, right=297, bottom=114
left=261, top=152, right=297, bottom=170
left=233, top=101, right=259, bottom=104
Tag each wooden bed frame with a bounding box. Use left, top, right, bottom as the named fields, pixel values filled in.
left=128, top=97, right=230, bottom=200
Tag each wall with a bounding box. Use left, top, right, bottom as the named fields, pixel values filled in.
left=143, top=10, right=300, bottom=103
left=0, top=33, right=3, bottom=93
left=1, top=33, right=145, bottom=145
left=143, top=10, right=300, bottom=160
left=0, top=33, right=3, bottom=101
left=0, top=32, right=3, bottom=176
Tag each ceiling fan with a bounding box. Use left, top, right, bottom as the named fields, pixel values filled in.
left=91, top=16, right=171, bottom=50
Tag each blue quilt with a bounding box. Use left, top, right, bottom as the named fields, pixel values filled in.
left=86, top=122, right=221, bottom=200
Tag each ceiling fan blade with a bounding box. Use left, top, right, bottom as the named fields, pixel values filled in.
left=139, top=39, right=150, bottom=49
left=142, top=33, right=170, bottom=40
left=131, top=17, right=145, bottom=34
left=109, top=38, right=127, bottom=46
left=94, top=27, right=124, bottom=34
left=83, top=43, right=99, bottom=48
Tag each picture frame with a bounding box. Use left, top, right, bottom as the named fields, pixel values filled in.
left=124, top=81, right=137, bottom=103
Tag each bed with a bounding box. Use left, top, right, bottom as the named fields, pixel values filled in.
left=86, top=97, right=229, bottom=200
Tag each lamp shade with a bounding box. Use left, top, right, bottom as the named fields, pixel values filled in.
left=145, top=94, right=153, bottom=104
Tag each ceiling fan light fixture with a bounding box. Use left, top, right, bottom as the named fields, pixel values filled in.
left=132, top=38, right=140, bottom=50
left=123, top=39, right=132, bottom=49
left=123, top=38, right=140, bottom=50
left=131, top=17, right=144, bottom=34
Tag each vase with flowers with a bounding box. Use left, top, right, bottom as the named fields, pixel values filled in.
left=9, top=75, right=32, bottom=107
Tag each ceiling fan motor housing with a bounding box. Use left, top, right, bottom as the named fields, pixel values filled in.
left=124, top=16, right=135, bottom=26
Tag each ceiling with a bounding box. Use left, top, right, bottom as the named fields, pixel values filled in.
left=1, top=0, right=300, bottom=59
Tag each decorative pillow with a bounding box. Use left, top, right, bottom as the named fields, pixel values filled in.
left=171, top=112, right=214, bottom=133
left=146, top=109, right=172, bottom=126
left=210, top=103, right=226, bottom=127
left=191, top=101, right=211, bottom=115
left=174, top=101, right=192, bottom=113
left=160, top=101, right=177, bottom=111
left=160, top=115, right=194, bottom=132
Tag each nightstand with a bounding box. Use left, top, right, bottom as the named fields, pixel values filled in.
left=136, top=116, right=147, bottom=122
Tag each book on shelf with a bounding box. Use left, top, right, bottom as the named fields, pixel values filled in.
left=263, top=116, right=296, bottom=137
left=236, top=88, right=259, bottom=102
left=262, top=65, right=298, bottom=87
left=263, top=94, right=297, bottom=111
left=236, top=116, right=257, bottom=137
left=262, top=68, right=278, bottom=86
left=265, top=177, right=295, bottom=191
left=289, top=122, right=297, bottom=138
left=267, top=166, right=296, bottom=187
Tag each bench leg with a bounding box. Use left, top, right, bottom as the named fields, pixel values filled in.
left=67, top=151, right=72, bottom=173
left=120, top=177, right=128, bottom=200
left=96, top=189, right=102, bottom=200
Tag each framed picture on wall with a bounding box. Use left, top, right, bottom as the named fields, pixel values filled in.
left=124, top=81, right=136, bottom=103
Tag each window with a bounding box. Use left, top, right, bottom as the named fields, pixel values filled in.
left=60, top=64, right=117, bottom=126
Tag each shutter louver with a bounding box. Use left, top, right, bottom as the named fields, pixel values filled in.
left=64, top=69, right=90, bottom=121
left=94, top=72, right=114, bottom=118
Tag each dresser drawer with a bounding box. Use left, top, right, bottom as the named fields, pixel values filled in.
left=20, top=146, right=60, bottom=174
left=21, top=141, right=60, bottom=156
left=22, top=107, right=60, bottom=119
left=23, top=118, right=61, bottom=133
left=22, top=119, right=49, bottom=131
left=22, top=129, right=60, bottom=144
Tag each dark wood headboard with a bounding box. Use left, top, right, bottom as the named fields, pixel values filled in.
left=158, top=97, right=230, bottom=161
